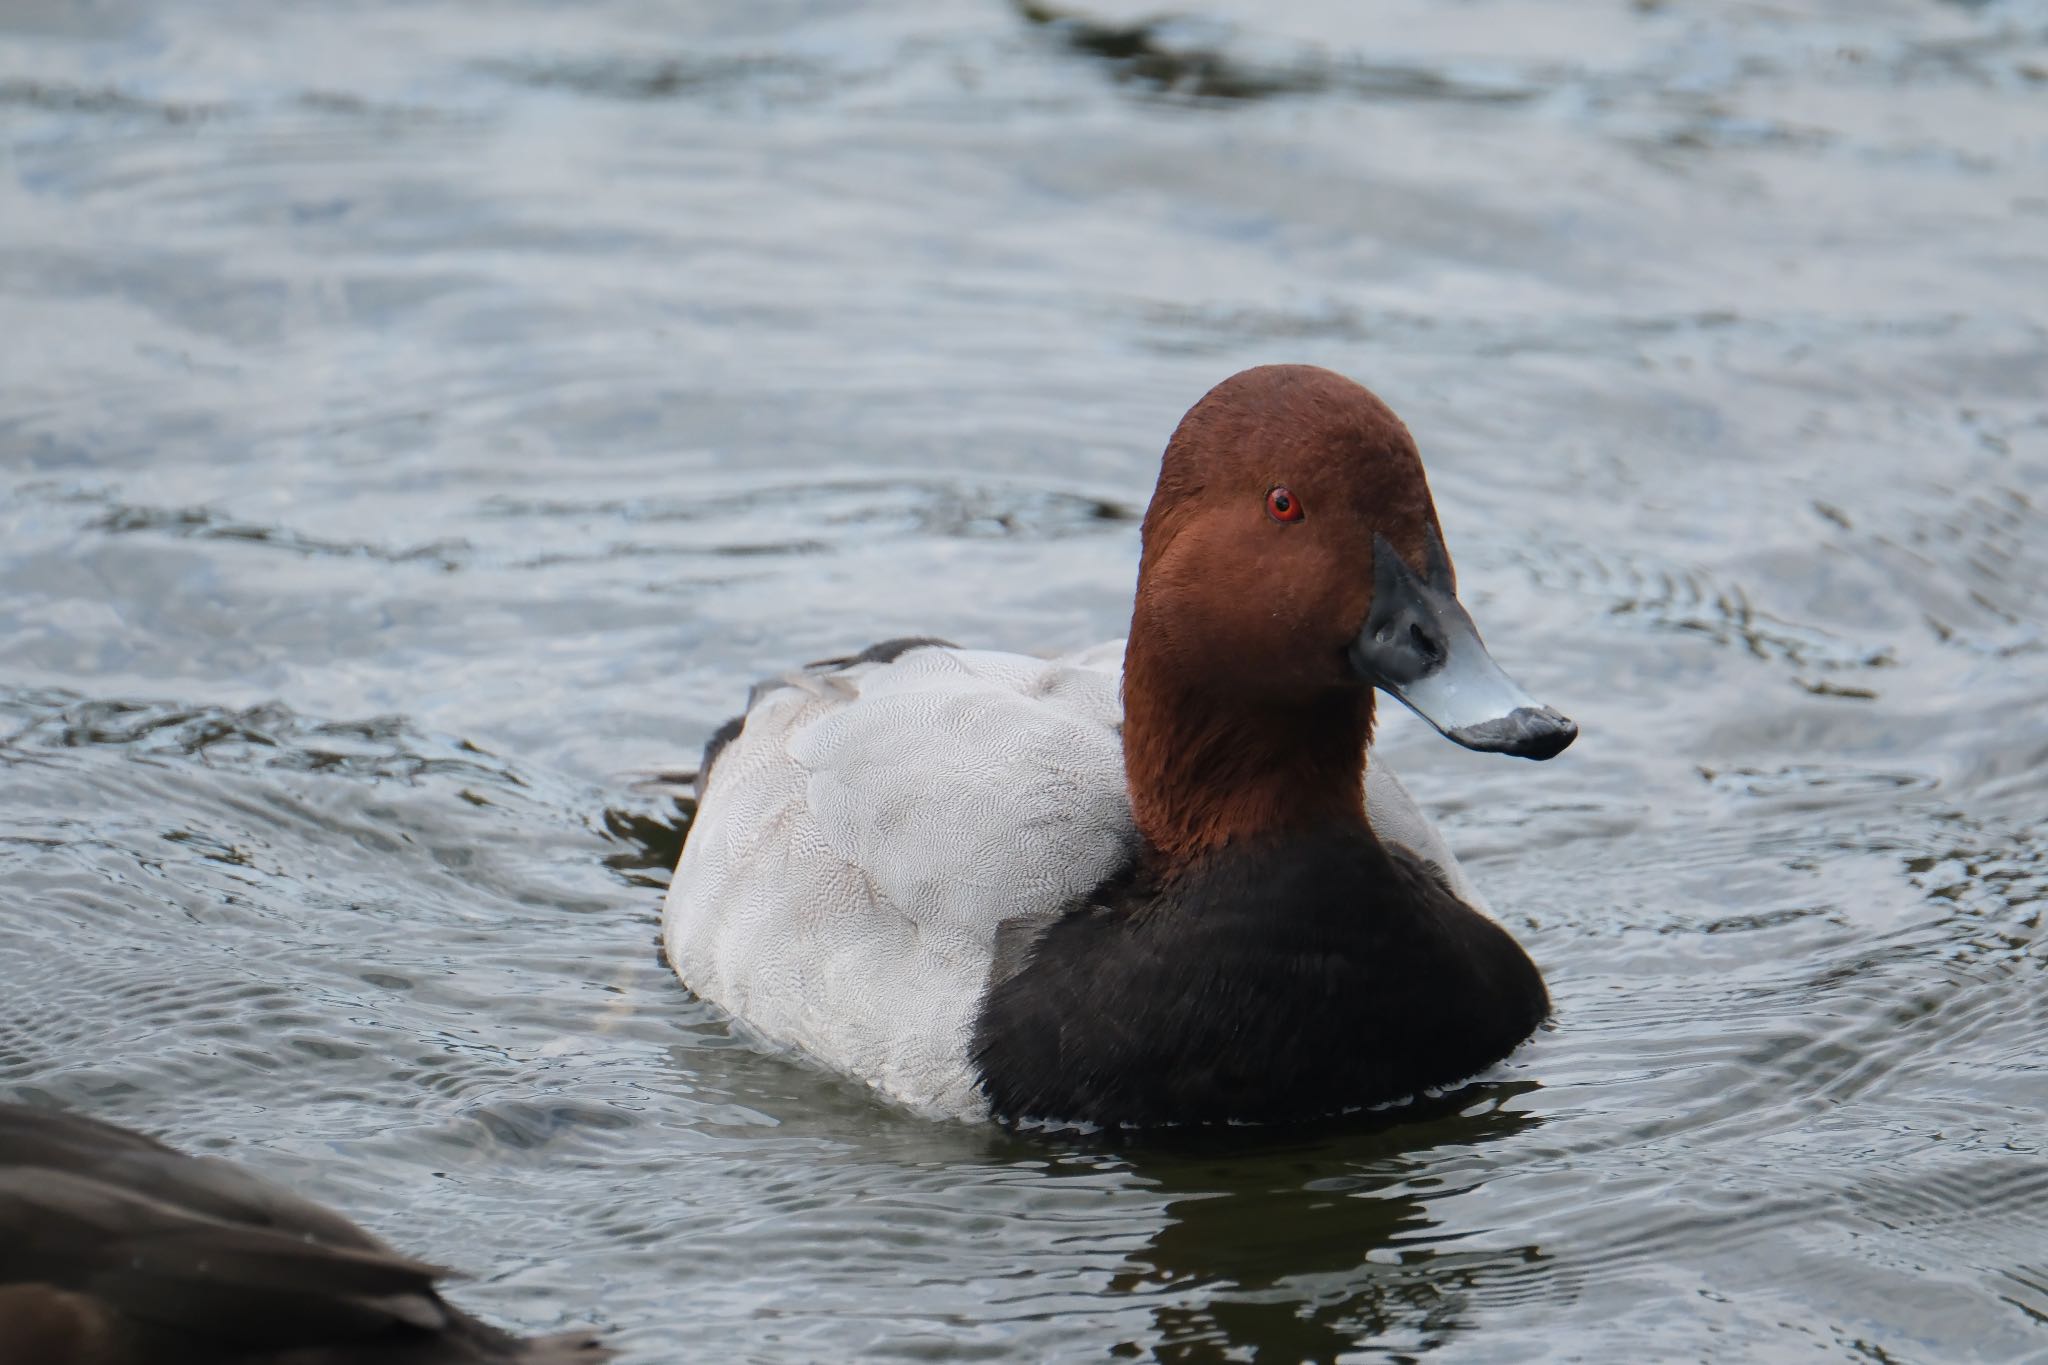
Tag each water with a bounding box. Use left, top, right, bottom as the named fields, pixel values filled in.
left=2, top=0, right=2044, bottom=1358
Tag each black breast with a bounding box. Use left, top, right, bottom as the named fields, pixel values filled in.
left=969, top=827, right=1550, bottom=1127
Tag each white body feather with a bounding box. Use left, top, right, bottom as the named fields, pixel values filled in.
left=661, top=640, right=1488, bottom=1121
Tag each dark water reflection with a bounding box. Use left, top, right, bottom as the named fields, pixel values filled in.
left=1092, top=1094, right=1548, bottom=1360
left=3, top=0, right=2045, bottom=1360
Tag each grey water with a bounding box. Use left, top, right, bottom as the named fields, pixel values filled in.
left=2, top=0, right=2044, bottom=1359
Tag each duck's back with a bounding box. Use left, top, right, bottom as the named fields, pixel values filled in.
left=664, top=641, right=1134, bottom=1118
left=664, top=640, right=1493, bottom=1120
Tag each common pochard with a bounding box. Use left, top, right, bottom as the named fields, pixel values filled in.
left=663, top=364, right=1576, bottom=1125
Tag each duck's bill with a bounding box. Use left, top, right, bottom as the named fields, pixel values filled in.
left=1347, top=532, right=1578, bottom=761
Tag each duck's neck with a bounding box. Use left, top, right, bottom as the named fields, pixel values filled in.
left=1122, top=638, right=1377, bottom=864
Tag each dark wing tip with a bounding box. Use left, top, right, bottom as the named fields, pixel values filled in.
left=801, top=635, right=958, bottom=671
left=700, top=637, right=960, bottom=797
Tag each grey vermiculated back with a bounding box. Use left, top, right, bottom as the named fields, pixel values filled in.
left=664, top=644, right=1132, bottom=1117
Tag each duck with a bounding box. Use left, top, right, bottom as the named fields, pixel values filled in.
left=663, top=363, right=1577, bottom=1126
left=0, top=1103, right=611, bottom=1365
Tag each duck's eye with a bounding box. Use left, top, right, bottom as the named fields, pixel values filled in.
left=1265, top=486, right=1304, bottom=523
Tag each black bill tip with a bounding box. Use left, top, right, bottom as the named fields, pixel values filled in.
left=1445, top=706, right=1578, bottom=760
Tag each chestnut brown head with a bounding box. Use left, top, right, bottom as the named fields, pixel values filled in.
left=1131, top=364, right=1575, bottom=758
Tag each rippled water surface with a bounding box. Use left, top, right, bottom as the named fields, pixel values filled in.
left=3, top=1, right=2045, bottom=1359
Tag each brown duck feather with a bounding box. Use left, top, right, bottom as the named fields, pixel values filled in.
left=0, top=1105, right=610, bottom=1365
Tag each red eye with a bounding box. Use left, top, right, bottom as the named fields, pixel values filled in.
left=1266, top=485, right=1304, bottom=523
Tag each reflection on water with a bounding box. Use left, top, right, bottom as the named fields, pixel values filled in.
left=1099, top=1091, right=1546, bottom=1360
left=2, top=0, right=2045, bottom=1359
